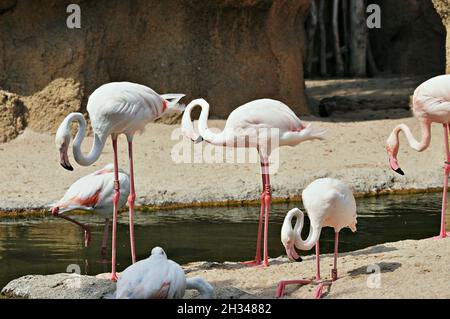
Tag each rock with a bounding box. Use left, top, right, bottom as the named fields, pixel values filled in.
left=0, top=0, right=311, bottom=131
left=432, top=0, right=450, bottom=73
left=1, top=273, right=115, bottom=299
left=1, top=273, right=256, bottom=299
left=0, top=90, right=27, bottom=143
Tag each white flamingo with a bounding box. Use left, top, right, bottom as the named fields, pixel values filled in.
left=181, top=98, right=326, bottom=267
left=276, top=178, right=357, bottom=299
left=50, top=164, right=129, bottom=256
left=116, top=247, right=214, bottom=299
left=55, top=82, right=185, bottom=280
left=386, top=74, right=450, bottom=239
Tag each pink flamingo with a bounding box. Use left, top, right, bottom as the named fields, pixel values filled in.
left=116, top=247, right=214, bottom=299
left=276, top=178, right=357, bottom=299
left=181, top=98, right=326, bottom=267
left=386, top=74, right=450, bottom=239
left=55, top=82, right=185, bottom=280
left=50, top=164, right=130, bottom=257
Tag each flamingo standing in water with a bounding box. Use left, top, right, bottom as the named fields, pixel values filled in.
left=116, top=247, right=214, bottom=299
left=50, top=164, right=130, bottom=257
left=55, top=82, right=185, bottom=280
left=386, top=74, right=450, bottom=239
left=181, top=98, right=326, bottom=267
left=276, top=178, right=357, bottom=299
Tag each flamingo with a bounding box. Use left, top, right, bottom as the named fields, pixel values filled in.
left=181, top=98, right=327, bottom=267
left=115, top=246, right=214, bottom=299
left=50, top=164, right=129, bottom=257
left=55, top=82, right=185, bottom=280
left=386, top=74, right=450, bottom=239
left=276, top=178, right=357, bottom=299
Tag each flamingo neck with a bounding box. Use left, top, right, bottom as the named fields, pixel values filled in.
left=65, top=113, right=106, bottom=166
left=392, top=122, right=431, bottom=153
left=186, top=277, right=214, bottom=299
left=182, top=99, right=226, bottom=145
left=294, top=210, right=322, bottom=251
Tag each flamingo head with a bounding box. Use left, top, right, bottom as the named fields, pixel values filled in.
left=55, top=123, right=73, bottom=171
left=385, top=135, right=404, bottom=175
left=160, top=94, right=186, bottom=117
left=151, top=246, right=167, bottom=258
left=281, top=209, right=303, bottom=262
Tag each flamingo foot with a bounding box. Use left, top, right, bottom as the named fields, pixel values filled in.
left=275, top=279, right=313, bottom=298
left=240, top=259, right=262, bottom=267
left=111, top=273, right=118, bottom=282
left=331, top=269, right=338, bottom=281
left=313, top=280, right=332, bottom=299
left=430, top=231, right=450, bottom=240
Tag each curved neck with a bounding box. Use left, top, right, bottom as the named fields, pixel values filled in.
left=294, top=210, right=322, bottom=251
left=65, top=113, right=106, bottom=166
left=393, top=122, right=431, bottom=153
left=186, top=277, right=213, bottom=299
left=182, top=99, right=226, bottom=145
left=283, top=208, right=304, bottom=236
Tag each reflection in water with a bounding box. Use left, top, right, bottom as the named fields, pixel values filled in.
left=0, top=192, right=447, bottom=288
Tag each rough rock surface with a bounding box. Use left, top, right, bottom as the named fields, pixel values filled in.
left=0, top=0, right=311, bottom=125
left=1, top=273, right=255, bottom=299
left=433, top=0, right=450, bottom=73
left=0, top=90, right=27, bottom=143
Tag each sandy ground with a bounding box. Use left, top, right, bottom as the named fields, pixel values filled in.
left=182, top=237, right=450, bottom=299
left=0, top=115, right=447, bottom=212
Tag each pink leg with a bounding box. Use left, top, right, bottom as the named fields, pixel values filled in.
left=241, top=161, right=269, bottom=266
left=101, top=218, right=110, bottom=258
left=262, top=166, right=271, bottom=267
left=111, top=137, right=120, bottom=282
left=52, top=208, right=91, bottom=247
left=332, top=231, right=339, bottom=281
left=275, top=241, right=321, bottom=298
left=432, top=124, right=450, bottom=239
left=127, top=139, right=137, bottom=263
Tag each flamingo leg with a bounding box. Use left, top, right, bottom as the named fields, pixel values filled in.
left=240, top=159, right=270, bottom=267
left=127, top=139, right=137, bottom=264
left=101, top=218, right=110, bottom=258
left=111, top=136, right=120, bottom=282
left=435, top=123, right=450, bottom=239
left=332, top=231, right=339, bottom=281
left=52, top=210, right=91, bottom=247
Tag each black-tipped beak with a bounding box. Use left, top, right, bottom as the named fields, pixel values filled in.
left=393, top=167, right=404, bottom=176
left=294, top=256, right=303, bottom=262
left=193, top=136, right=203, bottom=144
left=60, top=162, right=74, bottom=171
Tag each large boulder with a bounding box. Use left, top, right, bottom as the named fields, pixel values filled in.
left=433, top=0, right=450, bottom=73
left=0, top=0, right=311, bottom=125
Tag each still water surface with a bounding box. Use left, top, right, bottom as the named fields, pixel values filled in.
left=0, top=192, right=448, bottom=288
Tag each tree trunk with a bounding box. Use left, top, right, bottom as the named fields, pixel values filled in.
left=332, top=0, right=345, bottom=76
left=366, top=36, right=379, bottom=76
left=342, top=0, right=350, bottom=74
left=349, top=0, right=367, bottom=77
left=305, top=0, right=318, bottom=77
left=318, top=0, right=327, bottom=76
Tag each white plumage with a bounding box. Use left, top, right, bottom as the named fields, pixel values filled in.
left=116, top=247, right=213, bottom=299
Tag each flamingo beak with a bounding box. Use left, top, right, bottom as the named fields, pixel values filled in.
left=59, top=146, right=73, bottom=171
left=193, top=136, right=203, bottom=144
left=284, top=242, right=302, bottom=262
left=388, top=154, right=404, bottom=175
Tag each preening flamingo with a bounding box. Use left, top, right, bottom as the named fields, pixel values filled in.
left=276, top=178, right=357, bottom=299
left=182, top=98, right=326, bottom=267
left=386, top=74, right=450, bottom=239
left=115, top=247, right=214, bottom=299
left=50, top=164, right=130, bottom=256
left=55, top=82, right=185, bottom=280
